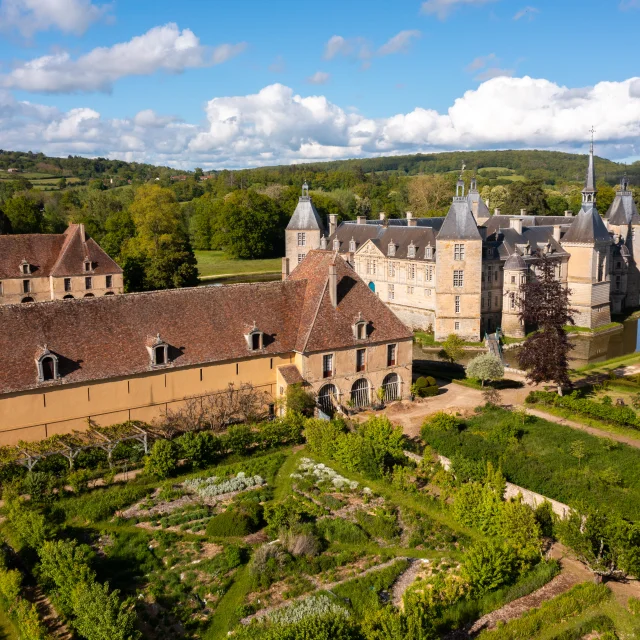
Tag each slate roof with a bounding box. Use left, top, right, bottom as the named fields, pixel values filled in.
left=0, top=224, right=121, bottom=279
left=0, top=251, right=411, bottom=395
left=562, top=204, right=611, bottom=244
left=286, top=196, right=325, bottom=231
left=467, top=189, right=490, bottom=219
left=504, top=253, right=527, bottom=270
left=484, top=215, right=572, bottom=237
left=606, top=191, right=640, bottom=225
left=437, top=198, right=482, bottom=241
left=490, top=226, right=568, bottom=261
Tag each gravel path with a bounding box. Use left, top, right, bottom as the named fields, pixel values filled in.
left=391, top=558, right=430, bottom=608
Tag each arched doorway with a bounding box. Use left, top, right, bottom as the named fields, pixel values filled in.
left=317, top=383, right=339, bottom=416
left=63, top=294, right=74, bottom=300
left=21, top=297, right=34, bottom=303
left=382, top=372, right=401, bottom=402
left=350, top=378, right=371, bottom=409
left=368, top=281, right=375, bottom=293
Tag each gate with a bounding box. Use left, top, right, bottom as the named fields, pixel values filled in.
left=317, top=384, right=339, bottom=416
left=382, top=373, right=401, bottom=402
left=350, top=378, right=371, bottom=409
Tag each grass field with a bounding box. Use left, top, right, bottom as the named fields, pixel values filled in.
left=195, top=250, right=281, bottom=279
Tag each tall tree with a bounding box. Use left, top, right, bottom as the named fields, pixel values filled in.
left=517, top=255, right=574, bottom=392
left=504, top=180, right=550, bottom=216
left=3, top=196, right=43, bottom=233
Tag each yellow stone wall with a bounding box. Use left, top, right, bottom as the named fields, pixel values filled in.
left=286, top=229, right=321, bottom=273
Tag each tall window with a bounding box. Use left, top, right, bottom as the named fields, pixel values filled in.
left=0, top=282, right=3, bottom=296
left=597, top=253, right=604, bottom=282
left=424, top=288, right=431, bottom=297
left=454, top=321, right=460, bottom=331
left=64, top=278, right=72, bottom=292
left=155, top=345, right=166, bottom=365
left=21, top=263, right=30, bottom=275
left=408, top=244, right=416, bottom=258
left=105, top=275, right=112, bottom=289
left=510, top=292, right=516, bottom=310
left=356, top=348, right=366, bottom=372
left=322, top=354, right=334, bottom=378
left=84, top=260, right=91, bottom=272
left=297, top=232, right=306, bottom=246
left=298, top=253, right=305, bottom=263
left=387, top=344, right=397, bottom=367
left=85, top=277, right=92, bottom=290
left=406, top=286, right=414, bottom=295
left=453, top=270, right=464, bottom=287
left=425, top=266, right=433, bottom=281
left=454, top=244, right=465, bottom=260
left=454, top=295, right=460, bottom=313
left=388, top=283, right=394, bottom=300
left=22, top=280, right=30, bottom=293
left=408, top=264, right=416, bottom=280
left=425, top=246, right=432, bottom=259
left=615, top=275, right=621, bottom=292
left=388, top=262, right=396, bottom=278
left=510, top=275, right=516, bottom=284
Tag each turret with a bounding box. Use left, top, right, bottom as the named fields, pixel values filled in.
left=285, top=182, right=325, bottom=270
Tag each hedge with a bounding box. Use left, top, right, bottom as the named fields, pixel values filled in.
left=526, top=390, right=640, bottom=430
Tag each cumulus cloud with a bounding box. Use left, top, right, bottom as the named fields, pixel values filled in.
left=306, top=71, right=330, bottom=85
left=513, top=6, right=539, bottom=20
left=0, top=0, right=110, bottom=37
left=0, top=23, right=246, bottom=93
left=2, top=76, right=640, bottom=169
left=421, top=0, right=499, bottom=20
left=377, top=30, right=421, bottom=55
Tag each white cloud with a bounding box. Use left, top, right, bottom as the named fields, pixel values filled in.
left=466, top=53, right=497, bottom=72
left=377, top=30, right=421, bottom=55
left=2, top=76, right=640, bottom=169
left=323, top=35, right=371, bottom=62
left=0, top=23, right=246, bottom=93
left=0, top=0, right=110, bottom=37
left=475, top=67, right=514, bottom=80
left=306, top=71, right=330, bottom=85
left=421, top=0, right=499, bottom=20
left=513, top=5, right=539, bottom=20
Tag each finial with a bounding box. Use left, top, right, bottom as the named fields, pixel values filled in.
left=459, top=162, right=466, bottom=179
left=302, top=181, right=309, bottom=198
left=589, top=125, right=596, bottom=153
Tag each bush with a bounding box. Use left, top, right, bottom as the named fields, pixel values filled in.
left=286, top=384, right=317, bottom=417
left=68, top=469, right=92, bottom=494
left=304, top=419, right=347, bottom=459
left=317, top=519, right=369, bottom=544
left=466, top=354, right=504, bottom=387
left=421, top=412, right=461, bottom=438
left=413, top=376, right=438, bottom=398
left=462, top=541, right=517, bottom=595
left=144, top=439, right=179, bottom=478
left=206, top=502, right=263, bottom=537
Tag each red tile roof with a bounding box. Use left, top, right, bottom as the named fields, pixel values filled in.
left=0, top=251, right=411, bottom=395
left=0, top=224, right=122, bottom=279
left=278, top=364, right=304, bottom=385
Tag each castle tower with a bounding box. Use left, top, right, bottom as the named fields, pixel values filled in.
left=435, top=171, right=483, bottom=341
left=285, top=182, right=325, bottom=270
left=502, top=253, right=527, bottom=337
left=562, top=135, right=612, bottom=327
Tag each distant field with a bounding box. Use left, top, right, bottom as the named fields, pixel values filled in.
left=195, top=250, right=281, bottom=279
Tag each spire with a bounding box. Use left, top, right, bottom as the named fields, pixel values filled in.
left=455, top=163, right=466, bottom=198
left=582, top=127, right=597, bottom=206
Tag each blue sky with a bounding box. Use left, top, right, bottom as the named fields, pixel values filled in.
left=0, top=0, right=639, bottom=169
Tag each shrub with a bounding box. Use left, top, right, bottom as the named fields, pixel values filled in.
left=466, top=354, right=504, bottom=387
left=144, top=439, right=179, bottom=478
left=317, top=519, right=368, bottom=544
left=223, top=424, right=254, bottom=455
left=282, top=531, right=321, bottom=557
left=421, top=412, right=461, bottom=438
left=206, top=503, right=263, bottom=537
left=303, top=419, right=347, bottom=459
left=68, top=469, right=92, bottom=494
left=249, top=543, right=289, bottom=589
left=176, top=431, right=218, bottom=468
left=184, top=472, right=265, bottom=498
left=355, top=508, right=399, bottom=542
left=462, top=541, right=517, bottom=595
left=413, top=376, right=438, bottom=398
left=286, top=384, right=317, bottom=417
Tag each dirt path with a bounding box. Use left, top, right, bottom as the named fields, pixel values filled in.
left=525, top=408, right=640, bottom=449
left=391, top=558, right=430, bottom=608
left=240, top=557, right=408, bottom=625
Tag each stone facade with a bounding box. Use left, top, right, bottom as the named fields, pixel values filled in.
left=286, top=149, right=637, bottom=338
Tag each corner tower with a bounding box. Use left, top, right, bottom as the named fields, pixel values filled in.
left=285, top=182, right=325, bottom=271
left=435, top=171, right=483, bottom=341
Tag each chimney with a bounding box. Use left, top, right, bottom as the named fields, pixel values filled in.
left=379, top=212, right=386, bottom=221
left=328, top=214, right=337, bottom=236
left=553, top=225, right=561, bottom=243
left=510, top=218, right=523, bottom=234
left=357, top=215, right=367, bottom=225
left=406, top=211, right=413, bottom=221
left=329, top=263, right=338, bottom=308
left=494, top=208, right=501, bottom=216
left=520, top=209, right=527, bottom=216
left=564, top=210, right=573, bottom=217
left=79, top=223, right=86, bottom=242
left=408, top=218, right=417, bottom=227
left=281, top=257, right=290, bottom=280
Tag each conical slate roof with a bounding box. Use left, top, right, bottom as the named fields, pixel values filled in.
left=437, top=198, right=481, bottom=241
left=606, top=190, right=640, bottom=225
left=562, top=203, right=610, bottom=244
left=467, top=189, right=490, bottom=219
left=504, top=253, right=527, bottom=270
left=286, top=196, right=325, bottom=231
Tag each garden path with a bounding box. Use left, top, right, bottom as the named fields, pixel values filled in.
left=390, top=557, right=430, bottom=608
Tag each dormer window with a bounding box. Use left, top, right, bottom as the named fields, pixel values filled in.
left=147, top=334, right=170, bottom=367
left=425, top=245, right=432, bottom=259
left=84, top=260, right=92, bottom=272
left=353, top=313, right=368, bottom=340
left=408, top=242, right=416, bottom=259
left=388, top=240, right=396, bottom=257
left=245, top=322, right=264, bottom=351
left=349, top=237, right=356, bottom=252
left=20, top=260, right=30, bottom=275
left=36, top=347, right=59, bottom=382
left=333, top=238, right=340, bottom=251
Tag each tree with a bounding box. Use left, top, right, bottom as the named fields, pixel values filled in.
left=503, top=180, right=550, bottom=216
left=286, top=383, right=316, bottom=417
left=57, top=177, right=67, bottom=189
left=3, top=196, right=43, bottom=233
left=569, top=440, right=587, bottom=467
left=488, top=185, right=508, bottom=211
left=438, top=334, right=465, bottom=363
left=517, top=255, right=575, bottom=392
left=144, top=439, right=179, bottom=478
left=466, top=354, right=504, bottom=387
left=461, top=541, right=516, bottom=595
left=407, top=174, right=453, bottom=216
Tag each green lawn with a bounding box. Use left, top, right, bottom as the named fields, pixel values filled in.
left=195, top=250, right=281, bottom=279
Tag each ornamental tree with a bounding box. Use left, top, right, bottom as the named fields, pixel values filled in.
left=466, top=353, right=504, bottom=387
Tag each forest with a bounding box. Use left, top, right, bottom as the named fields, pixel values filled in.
left=1, top=148, right=639, bottom=293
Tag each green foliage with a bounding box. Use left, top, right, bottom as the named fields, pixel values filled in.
left=285, top=384, right=316, bottom=417
left=412, top=376, right=439, bottom=398
left=421, top=412, right=461, bottom=437
left=5, top=499, right=51, bottom=549
left=58, top=483, right=150, bottom=523
left=304, top=418, right=347, bottom=459
left=3, top=195, right=43, bottom=233
left=144, top=439, right=179, bottom=478
left=316, top=518, right=369, bottom=544
left=206, top=502, right=264, bottom=537
left=354, top=508, right=400, bottom=541
left=502, top=180, right=550, bottom=216
left=466, top=354, right=504, bottom=387
left=68, top=468, right=91, bottom=493
left=438, top=334, right=465, bottom=363
left=462, top=541, right=517, bottom=595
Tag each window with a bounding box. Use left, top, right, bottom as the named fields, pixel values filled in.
left=425, top=246, right=432, bottom=259
left=322, top=354, right=334, bottom=378
left=388, top=284, right=394, bottom=300
left=510, top=292, right=516, bottom=310
left=41, top=356, right=56, bottom=381
left=333, top=238, right=340, bottom=251
left=454, top=244, right=465, bottom=260
left=387, top=344, right=397, bottom=367
left=388, top=242, right=396, bottom=257
left=366, top=260, right=377, bottom=275
left=21, top=262, right=30, bottom=275
left=23, top=279, right=30, bottom=293
left=355, top=321, right=367, bottom=340
left=615, top=275, right=621, bottom=292
left=616, top=261, right=622, bottom=270
left=155, top=345, right=166, bottom=365
left=424, top=288, right=431, bottom=297
left=494, top=295, right=499, bottom=308
left=349, top=239, right=356, bottom=252
left=388, top=262, right=396, bottom=278
left=455, top=295, right=460, bottom=313
left=84, top=260, right=91, bottom=272
left=356, top=348, right=366, bottom=372
left=0, top=282, right=3, bottom=296
left=510, top=275, right=516, bottom=284
left=494, top=270, right=498, bottom=282
left=482, top=296, right=486, bottom=309
left=482, top=270, right=485, bottom=282
left=425, top=265, right=433, bottom=282
left=454, top=321, right=460, bottom=331
left=105, top=275, right=112, bottom=289
left=453, top=270, right=464, bottom=287
left=64, top=278, right=71, bottom=292
left=407, top=286, right=414, bottom=295
left=408, top=243, right=416, bottom=258
left=297, top=232, right=306, bottom=246
left=408, top=264, right=416, bottom=280
left=297, top=253, right=305, bottom=263
left=597, top=253, right=604, bottom=282
left=247, top=329, right=263, bottom=350
left=85, top=276, right=92, bottom=290
left=486, top=294, right=491, bottom=310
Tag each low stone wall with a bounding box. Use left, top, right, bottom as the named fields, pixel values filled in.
left=436, top=455, right=572, bottom=519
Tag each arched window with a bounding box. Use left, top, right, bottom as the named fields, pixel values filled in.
left=36, top=348, right=59, bottom=382
left=147, top=334, right=170, bottom=366
left=349, top=237, right=356, bottom=252
left=21, top=296, right=34, bottom=303
left=83, top=293, right=94, bottom=298
left=317, top=383, right=339, bottom=416
left=382, top=372, right=402, bottom=402
left=407, top=243, right=416, bottom=259
left=63, top=294, right=74, bottom=300
left=350, top=378, right=371, bottom=408
left=104, top=291, right=115, bottom=296
left=245, top=323, right=264, bottom=351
